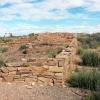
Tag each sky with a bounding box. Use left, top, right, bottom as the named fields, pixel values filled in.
left=0, top=0, right=100, bottom=36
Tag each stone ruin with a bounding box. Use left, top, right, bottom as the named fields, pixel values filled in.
left=0, top=33, right=78, bottom=86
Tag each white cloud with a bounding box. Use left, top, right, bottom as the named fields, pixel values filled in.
left=0, top=0, right=100, bottom=35
left=0, top=0, right=100, bottom=21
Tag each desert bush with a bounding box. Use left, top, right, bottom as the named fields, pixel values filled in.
left=85, top=92, right=100, bottom=100
left=19, top=44, right=28, bottom=50
left=81, top=51, right=100, bottom=67
left=0, top=47, right=8, bottom=53
left=29, top=33, right=35, bottom=36
left=68, top=71, right=100, bottom=91
left=78, top=33, right=100, bottom=49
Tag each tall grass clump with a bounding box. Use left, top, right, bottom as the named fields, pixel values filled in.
left=85, top=92, right=100, bottom=100
left=0, top=59, right=5, bottom=67
left=81, top=51, right=100, bottom=67
left=68, top=71, right=100, bottom=91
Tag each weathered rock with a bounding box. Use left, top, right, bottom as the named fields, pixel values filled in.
left=6, top=62, right=24, bottom=67
left=31, top=82, right=36, bottom=86
left=54, top=73, right=63, bottom=80
left=49, top=66, right=63, bottom=73
left=41, top=72, right=54, bottom=77
left=2, top=75, right=14, bottom=82
left=38, top=77, right=53, bottom=85
left=47, top=60, right=56, bottom=66
left=0, top=67, right=9, bottom=73
left=21, top=73, right=33, bottom=78
left=21, top=58, right=27, bottom=62
left=25, top=77, right=37, bottom=82
left=9, top=71, right=16, bottom=75
left=1, top=73, right=9, bottom=77
left=7, top=67, right=17, bottom=72
left=17, top=67, right=33, bottom=75
left=14, top=75, right=21, bottom=79
left=27, top=58, right=36, bottom=62
left=14, top=78, right=25, bottom=82
left=32, top=67, right=48, bottom=73
left=17, top=67, right=32, bottom=71
left=0, top=77, right=3, bottom=82
left=26, top=86, right=33, bottom=89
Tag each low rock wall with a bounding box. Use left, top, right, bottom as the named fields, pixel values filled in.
left=0, top=66, right=63, bottom=86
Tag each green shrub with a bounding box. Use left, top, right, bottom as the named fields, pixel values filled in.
left=81, top=51, right=100, bottom=67
left=78, top=33, right=100, bottom=49
left=68, top=71, right=100, bottom=91
left=85, top=92, right=100, bottom=100
left=19, top=45, right=28, bottom=50
left=0, top=47, right=8, bottom=53
left=48, top=51, right=57, bottom=58
left=0, top=59, right=5, bottom=67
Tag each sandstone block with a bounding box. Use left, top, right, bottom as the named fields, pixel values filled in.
left=25, top=77, right=37, bottom=82
left=49, top=66, right=63, bottom=73
left=2, top=75, right=14, bottom=82
left=9, top=71, right=16, bottom=75
left=54, top=73, right=63, bottom=78
left=38, top=77, right=53, bottom=85
left=14, top=78, right=25, bottom=82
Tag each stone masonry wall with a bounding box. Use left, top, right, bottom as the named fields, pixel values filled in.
left=0, top=34, right=77, bottom=86
left=0, top=57, right=65, bottom=86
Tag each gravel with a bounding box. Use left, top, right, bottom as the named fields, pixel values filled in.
left=0, top=83, right=83, bottom=100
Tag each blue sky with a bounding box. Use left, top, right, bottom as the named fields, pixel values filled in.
left=0, top=0, right=100, bottom=36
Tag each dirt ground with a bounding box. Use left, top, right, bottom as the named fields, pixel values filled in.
left=0, top=83, right=84, bottom=100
